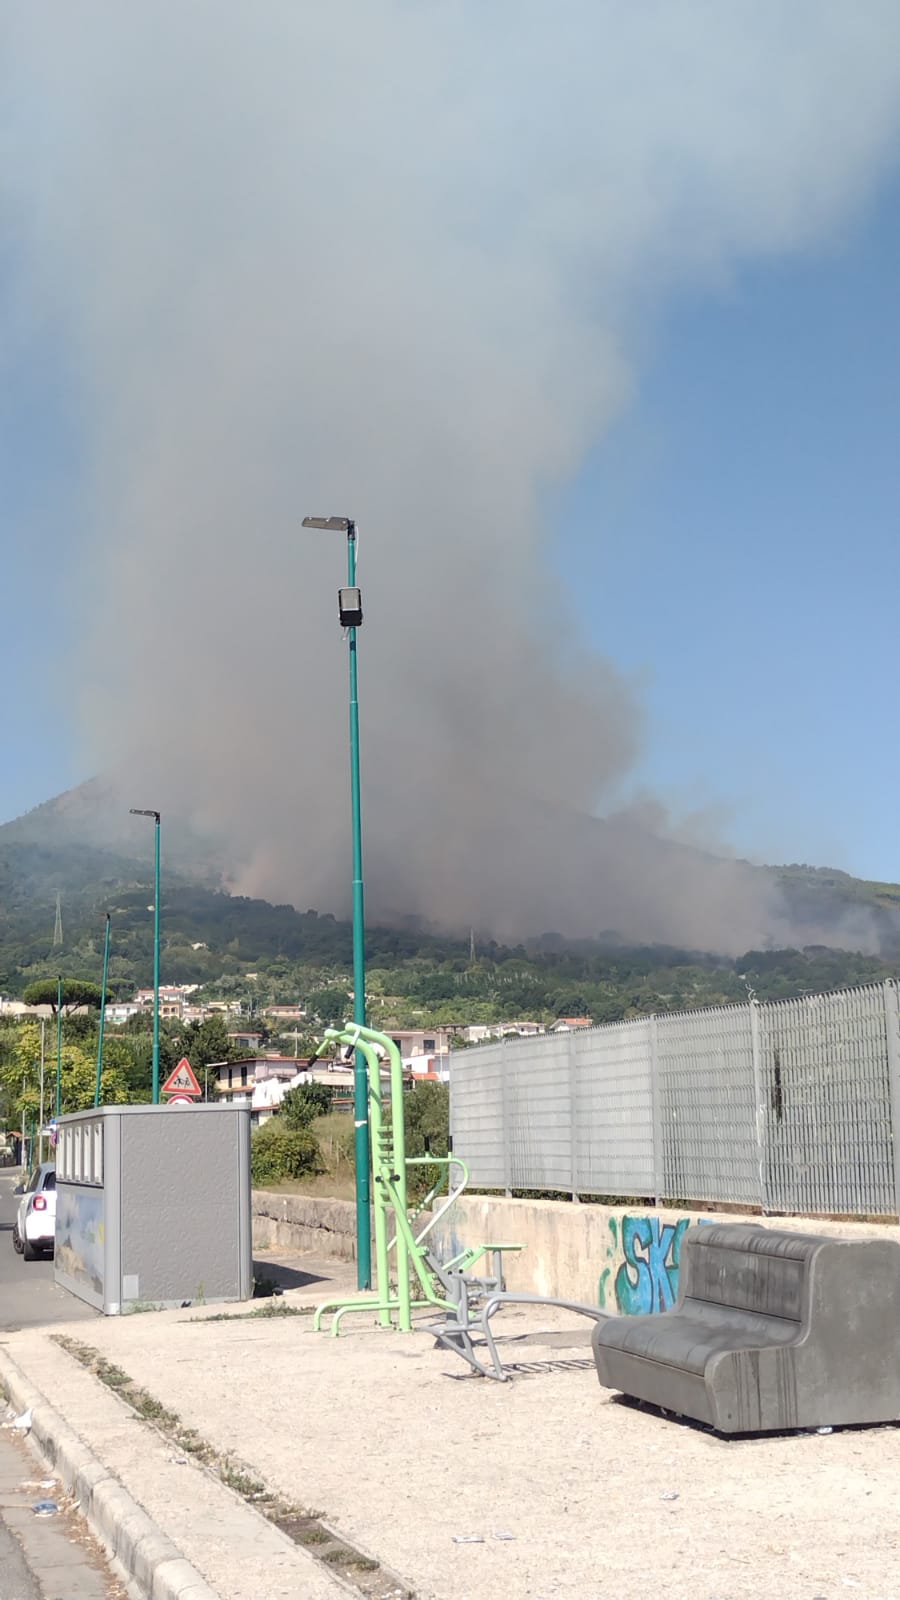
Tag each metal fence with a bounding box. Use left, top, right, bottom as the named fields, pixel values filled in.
left=449, top=981, right=900, bottom=1217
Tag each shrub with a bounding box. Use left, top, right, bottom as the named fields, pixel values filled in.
left=250, top=1121, right=323, bottom=1187
left=281, top=1081, right=334, bottom=1128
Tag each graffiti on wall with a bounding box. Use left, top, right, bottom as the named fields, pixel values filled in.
left=55, top=1185, right=104, bottom=1301
left=598, top=1214, right=696, bottom=1314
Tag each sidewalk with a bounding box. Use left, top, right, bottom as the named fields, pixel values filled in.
left=3, top=1246, right=900, bottom=1600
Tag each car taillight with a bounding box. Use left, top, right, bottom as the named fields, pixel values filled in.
left=33, top=1195, right=47, bottom=1211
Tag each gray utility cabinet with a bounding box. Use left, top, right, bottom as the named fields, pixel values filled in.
left=54, top=1104, right=252, bottom=1314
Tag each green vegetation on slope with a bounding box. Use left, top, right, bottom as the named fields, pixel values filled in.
left=2, top=837, right=900, bottom=1036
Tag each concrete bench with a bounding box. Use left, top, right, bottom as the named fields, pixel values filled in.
left=591, top=1222, right=900, bottom=1434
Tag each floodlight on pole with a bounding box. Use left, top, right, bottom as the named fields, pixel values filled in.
left=130, top=808, right=162, bottom=1103
left=301, top=512, right=370, bottom=1291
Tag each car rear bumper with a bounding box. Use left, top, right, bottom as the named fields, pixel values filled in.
left=23, top=1219, right=55, bottom=1246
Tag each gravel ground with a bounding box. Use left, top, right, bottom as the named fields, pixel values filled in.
left=25, top=1281, right=900, bottom=1600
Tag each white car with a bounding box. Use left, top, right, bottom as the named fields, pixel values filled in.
left=12, top=1162, right=57, bottom=1260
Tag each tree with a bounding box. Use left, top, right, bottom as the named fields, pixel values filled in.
left=22, top=978, right=105, bottom=1015
left=306, top=987, right=351, bottom=1026
left=281, top=1081, right=333, bottom=1128
left=178, top=1013, right=242, bottom=1099
left=0, top=1021, right=129, bottom=1123
left=404, top=1082, right=450, bottom=1176
left=103, top=1035, right=152, bottom=1104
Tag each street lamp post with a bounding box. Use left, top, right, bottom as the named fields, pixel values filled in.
left=55, top=975, right=62, bottom=1119
left=94, top=912, right=112, bottom=1107
left=38, top=1019, right=45, bottom=1166
left=130, top=808, right=162, bottom=1103
left=301, top=514, right=370, bottom=1291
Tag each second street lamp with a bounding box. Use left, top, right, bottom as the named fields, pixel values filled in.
left=130, top=807, right=162, bottom=1104
left=302, top=514, right=371, bottom=1291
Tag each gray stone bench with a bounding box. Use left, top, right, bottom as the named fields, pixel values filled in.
left=591, top=1222, right=900, bottom=1434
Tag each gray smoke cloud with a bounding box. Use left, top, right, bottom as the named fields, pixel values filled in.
left=4, top=3, right=900, bottom=953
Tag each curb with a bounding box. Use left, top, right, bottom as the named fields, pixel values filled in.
left=0, top=1348, right=219, bottom=1600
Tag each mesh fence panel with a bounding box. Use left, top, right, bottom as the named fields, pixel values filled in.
left=448, top=982, right=900, bottom=1217
left=657, top=1003, right=761, bottom=1206
left=448, top=1043, right=506, bottom=1188
left=506, top=1033, right=574, bottom=1190
left=573, top=1019, right=654, bottom=1196
left=758, top=984, right=895, bottom=1216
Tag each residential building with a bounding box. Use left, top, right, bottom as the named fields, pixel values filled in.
left=134, top=985, right=199, bottom=1008
left=228, top=1030, right=263, bottom=1052
left=215, top=1056, right=309, bottom=1099
left=459, top=1022, right=545, bottom=1044
left=385, top=1027, right=455, bottom=1058
left=106, top=1003, right=141, bottom=1025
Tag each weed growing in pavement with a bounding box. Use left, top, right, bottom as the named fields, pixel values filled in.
left=52, top=1335, right=408, bottom=1599
left=196, top=1300, right=310, bottom=1322
left=94, top=1359, right=129, bottom=1389
left=131, top=1392, right=181, bottom=1427
left=218, top=1462, right=267, bottom=1497
left=294, top=1524, right=330, bottom=1545
left=321, top=1546, right=379, bottom=1571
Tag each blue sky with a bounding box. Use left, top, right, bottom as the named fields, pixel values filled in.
left=556, top=173, right=900, bottom=882
left=2, top=159, right=899, bottom=885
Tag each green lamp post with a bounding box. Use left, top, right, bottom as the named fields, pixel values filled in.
left=302, top=514, right=370, bottom=1291
left=130, top=808, right=161, bottom=1103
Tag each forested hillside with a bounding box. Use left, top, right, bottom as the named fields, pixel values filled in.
left=2, top=834, right=899, bottom=1028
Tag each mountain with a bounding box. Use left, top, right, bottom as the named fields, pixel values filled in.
left=1, top=780, right=900, bottom=1008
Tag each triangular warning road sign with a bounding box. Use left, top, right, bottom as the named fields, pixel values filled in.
left=161, top=1057, right=202, bottom=1098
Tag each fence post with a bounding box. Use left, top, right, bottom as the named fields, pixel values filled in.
left=749, top=998, right=766, bottom=1213
left=569, top=1031, right=579, bottom=1202
left=501, top=1039, right=512, bottom=1198
left=649, top=1014, right=662, bottom=1207
left=884, top=982, right=900, bottom=1221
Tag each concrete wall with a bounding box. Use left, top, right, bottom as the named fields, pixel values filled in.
left=253, top=1189, right=900, bottom=1312
left=253, top=1190, right=362, bottom=1261
left=430, top=1196, right=900, bottom=1312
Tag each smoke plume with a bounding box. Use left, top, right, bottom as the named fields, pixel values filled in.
left=4, top=4, right=900, bottom=952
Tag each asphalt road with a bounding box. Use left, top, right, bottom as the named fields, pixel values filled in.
left=0, top=1424, right=124, bottom=1600
left=0, top=1172, right=97, bottom=1333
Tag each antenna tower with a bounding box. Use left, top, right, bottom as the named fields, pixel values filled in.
left=53, top=892, right=63, bottom=947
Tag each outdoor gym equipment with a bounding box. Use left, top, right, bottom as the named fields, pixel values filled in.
left=313, top=1024, right=608, bottom=1377
left=314, top=1023, right=523, bottom=1337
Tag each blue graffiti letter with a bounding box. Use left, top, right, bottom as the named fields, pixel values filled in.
left=615, top=1216, right=653, bottom=1315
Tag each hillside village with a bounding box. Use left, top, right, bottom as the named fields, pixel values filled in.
left=0, top=978, right=596, bottom=1125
